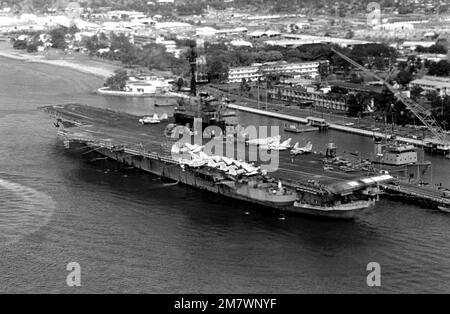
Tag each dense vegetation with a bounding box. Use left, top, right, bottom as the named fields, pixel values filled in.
left=83, top=32, right=189, bottom=75
left=4, top=0, right=447, bottom=15
left=104, top=69, right=128, bottom=90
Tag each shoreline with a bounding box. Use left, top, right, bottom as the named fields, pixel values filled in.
left=96, top=87, right=189, bottom=99
left=0, top=50, right=116, bottom=79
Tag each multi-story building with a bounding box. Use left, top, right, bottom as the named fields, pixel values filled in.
left=228, top=66, right=261, bottom=83
left=125, top=76, right=173, bottom=94
left=228, top=61, right=329, bottom=83
left=267, top=85, right=349, bottom=112
left=155, top=37, right=180, bottom=58
left=409, top=76, right=450, bottom=96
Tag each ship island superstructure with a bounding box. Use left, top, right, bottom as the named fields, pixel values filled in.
left=174, top=92, right=238, bottom=130
left=42, top=104, right=394, bottom=219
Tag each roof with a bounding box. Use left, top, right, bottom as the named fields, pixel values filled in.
left=327, top=174, right=394, bottom=194
left=411, top=76, right=450, bottom=88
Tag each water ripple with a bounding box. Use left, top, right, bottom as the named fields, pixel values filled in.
left=0, top=178, right=55, bottom=246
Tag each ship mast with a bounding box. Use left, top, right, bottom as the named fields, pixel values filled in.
left=187, top=42, right=198, bottom=96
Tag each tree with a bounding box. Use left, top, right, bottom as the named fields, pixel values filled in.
left=410, top=86, right=424, bottom=100
left=428, top=60, right=450, bottom=77
left=176, top=78, right=184, bottom=91
left=13, top=40, right=27, bottom=50
left=26, top=42, right=38, bottom=53
left=428, top=44, right=447, bottom=54
left=397, top=61, right=408, bottom=71
left=345, top=30, right=354, bottom=39
left=430, top=95, right=450, bottom=127
left=396, top=70, right=413, bottom=86
left=416, top=44, right=447, bottom=54
left=104, top=69, right=128, bottom=91
left=207, top=56, right=229, bottom=83
left=347, top=94, right=365, bottom=117
left=68, top=24, right=80, bottom=35
left=49, top=27, right=68, bottom=49
left=350, top=72, right=363, bottom=84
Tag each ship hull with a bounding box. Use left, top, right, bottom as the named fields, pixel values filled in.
left=288, top=201, right=373, bottom=219
left=63, top=140, right=368, bottom=220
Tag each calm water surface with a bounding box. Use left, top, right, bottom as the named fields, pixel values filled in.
left=0, top=57, right=449, bottom=293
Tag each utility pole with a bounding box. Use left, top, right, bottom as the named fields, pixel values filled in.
left=257, top=80, right=260, bottom=110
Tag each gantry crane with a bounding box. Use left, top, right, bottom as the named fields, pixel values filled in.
left=330, top=47, right=449, bottom=146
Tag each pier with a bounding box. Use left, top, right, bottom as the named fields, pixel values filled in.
left=382, top=182, right=450, bottom=209
left=228, top=104, right=438, bottom=148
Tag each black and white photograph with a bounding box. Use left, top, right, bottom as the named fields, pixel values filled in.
left=0, top=0, right=450, bottom=298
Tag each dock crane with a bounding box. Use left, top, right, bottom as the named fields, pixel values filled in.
left=330, top=47, right=450, bottom=148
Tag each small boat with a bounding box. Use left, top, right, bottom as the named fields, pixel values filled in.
left=438, top=205, right=450, bottom=213
left=284, top=123, right=318, bottom=133
left=284, top=124, right=304, bottom=133
left=139, top=113, right=160, bottom=125
left=159, top=112, right=169, bottom=121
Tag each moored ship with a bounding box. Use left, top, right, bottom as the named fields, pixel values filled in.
left=42, top=104, right=390, bottom=220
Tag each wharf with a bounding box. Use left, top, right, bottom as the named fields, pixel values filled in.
left=228, top=104, right=424, bottom=144
left=383, top=182, right=450, bottom=208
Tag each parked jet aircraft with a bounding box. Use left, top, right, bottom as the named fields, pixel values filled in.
left=290, top=141, right=313, bottom=155
left=260, top=138, right=292, bottom=151
left=246, top=135, right=281, bottom=146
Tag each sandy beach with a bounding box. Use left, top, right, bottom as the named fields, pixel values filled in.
left=0, top=42, right=119, bottom=79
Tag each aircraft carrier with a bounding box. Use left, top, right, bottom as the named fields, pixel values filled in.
left=41, top=103, right=395, bottom=219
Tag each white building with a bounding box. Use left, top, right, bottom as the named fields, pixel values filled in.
left=126, top=76, right=172, bottom=94
left=248, top=30, right=281, bottom=39
left=266, top=34, right=371, bottom=48
left=107, top=11, right=146, bottom=20
left=228, top=66, right=261, bottom=83
left=230, top=40, right=253, bottom=48
left=228, top=61, right=328, bottom=83
left=400, top=41, right=435, bottom=51
left=416, top=53, right=448, bottom=63
left=409, top=76, right=450, bottom=96
left=155, top=37, right=180, bottom=58
left=380, top=145, right=418, bottom=166
left=373, top=22, right=415, bottom=32
left=215, top=27, right=248, bottom=36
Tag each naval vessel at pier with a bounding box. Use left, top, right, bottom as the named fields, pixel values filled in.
left=41, top=104, right=393, bottom=219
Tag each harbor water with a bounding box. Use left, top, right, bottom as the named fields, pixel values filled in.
left=0, top=57, right=449, bottom=293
